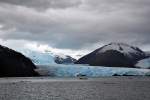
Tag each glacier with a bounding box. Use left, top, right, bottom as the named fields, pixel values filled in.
left=19, top=49, right=76, bottom=65
left=35, top=64, right=150, bottom=77
left=20, top=50, right=56, bottom=65
left=135, top=57, right=150, bottom=69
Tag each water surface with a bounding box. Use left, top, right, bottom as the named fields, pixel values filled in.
left=0, top=77, right=150, bottom=100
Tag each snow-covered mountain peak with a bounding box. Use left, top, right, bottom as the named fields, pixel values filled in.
left=45, top=50, right=54, bottom=55
left=55, top=53, right=68, bottom=59
left=97, top=43, right=144, bottom=57
left=45, top=50, right=52, bottom=53
left=45, top=49, right=69, bottom=59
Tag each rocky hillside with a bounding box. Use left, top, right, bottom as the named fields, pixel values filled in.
left=0, top=45, right=39, bottom=77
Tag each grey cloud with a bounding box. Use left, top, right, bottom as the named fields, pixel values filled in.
left=0, top=0, right=150, bottom=51
left=0, top=0, right=82, bottom=11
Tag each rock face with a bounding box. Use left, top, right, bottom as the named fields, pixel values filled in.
left=75, top=43, right=150, bottom=68
left=0, top=45, right=39, bottom=77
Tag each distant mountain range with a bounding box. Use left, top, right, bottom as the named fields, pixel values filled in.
left=75, top=43, right=150, bottom=68
left=0, top=45, right=39, bottom=77
left=20, top=50, right=77, bottom=65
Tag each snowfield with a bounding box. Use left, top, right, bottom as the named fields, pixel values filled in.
left=35, top=64, right=150, bottom=76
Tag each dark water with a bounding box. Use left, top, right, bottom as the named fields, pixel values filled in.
left=0, top=77, right=150, bottom=100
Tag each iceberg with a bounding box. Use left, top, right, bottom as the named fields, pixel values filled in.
left=35, top=64, right=150, bottom=76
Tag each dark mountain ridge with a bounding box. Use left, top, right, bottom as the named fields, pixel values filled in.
left=0, top=45, right=39, bottom=77
left=90, top=50, right=134, bottom=67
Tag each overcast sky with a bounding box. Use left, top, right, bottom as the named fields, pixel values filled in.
left=0, top=0, right=150, bottom=59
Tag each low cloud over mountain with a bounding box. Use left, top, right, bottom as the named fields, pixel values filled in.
left=0, top=0, right=150, bottom=55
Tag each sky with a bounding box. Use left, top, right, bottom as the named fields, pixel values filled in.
left=0, top=0, right=150, bottom=59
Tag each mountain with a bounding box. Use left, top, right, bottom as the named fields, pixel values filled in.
left=20, top=50, right=76, bottom=65
left=75, top=43, right=150, bottom=68
left=90, top=50, right=134, bottom=67
left=0, top=45, right=39, bottom=77
left=54, top=54, right=77, bottom=64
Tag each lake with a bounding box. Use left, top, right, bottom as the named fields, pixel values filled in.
left=0, top=77, right=150, bottom=100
